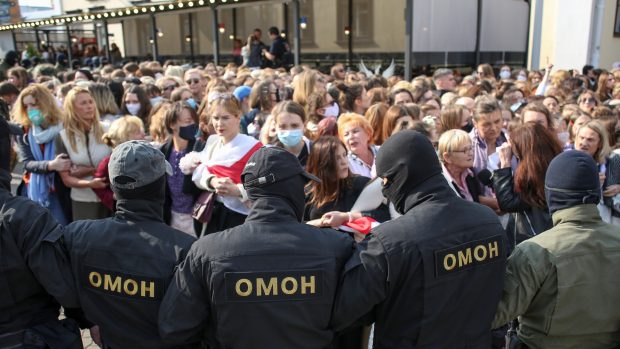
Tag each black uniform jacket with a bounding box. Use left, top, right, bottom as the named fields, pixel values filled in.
left=55, top=197, right=196, bottom=349
left=0, top=172, right=77, bottom=334
left=158, top=195, right=356, bottom=349
left=331, top=174, right=508, bottom=349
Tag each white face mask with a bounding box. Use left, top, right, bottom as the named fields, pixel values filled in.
left=126, top=102, right=141, bottom=116
left=149, top=96, right=163, bottom=107
left=517, top=74, right=527, bottom=81
left=323, top=103, right=340, bottom=118
left=499, top=70, right=511, bottom=80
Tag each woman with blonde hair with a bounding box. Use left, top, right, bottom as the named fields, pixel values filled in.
left=439, top=129, right=482, bottom=202
left=156, top=76, right=181, bottom=99
left=293, top=70, right=325, bottom=107
left=55, top=86, right=111, bottom=220
left=88, top=82, right=120, bottom=128
left=13, top=84, right=72, bottom=224
left=338, top=113, right=378, bottom=178
left=148, top=101, right=172, bottom=146
left=577, top=90, right=600, bottom=114
left=183, top=95, right=261, bottom=235
left=93, top=116, right=145, bottom=211
left=440, top=105, right=469, bottom=132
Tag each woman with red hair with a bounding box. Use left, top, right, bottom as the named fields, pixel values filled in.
left=492, top=123, right=563, bottom=250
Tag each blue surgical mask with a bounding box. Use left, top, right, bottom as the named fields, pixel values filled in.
left=277, top=129, right=303, bottom=148
left=186, top=98, right=197, bottom=110
left=499, top=70, right=511, bottom=80
left=28, top=109, right=44, bottom=127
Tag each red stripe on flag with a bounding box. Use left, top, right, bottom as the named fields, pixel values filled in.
left=207, top=142, right=262, bottom=183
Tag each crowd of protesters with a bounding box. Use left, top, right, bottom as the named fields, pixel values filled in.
left=2, top=39, right=620, bottom=348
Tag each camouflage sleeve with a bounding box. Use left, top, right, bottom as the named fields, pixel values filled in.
left=492, top=243, right=551, bottom=328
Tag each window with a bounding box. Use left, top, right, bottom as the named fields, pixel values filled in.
left=285, top=0, right=316, bottom=48
left=336, top=0, right=374, bottom=46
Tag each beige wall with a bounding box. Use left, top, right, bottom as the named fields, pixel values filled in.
left=598, top=0, right=620, bottom=69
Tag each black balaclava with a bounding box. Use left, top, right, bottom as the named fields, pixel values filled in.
left=245, top=174, right=306, bottom=222
left=113, top=175, right=167, bottom=220
left=376, top=130, right=442, bottom=214
left=545, top=151, right=600, bottom=215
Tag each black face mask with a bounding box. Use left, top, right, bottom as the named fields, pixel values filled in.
left=179, top=123, right=198, bottom=141
left=461, top=120, right=474, bottom=133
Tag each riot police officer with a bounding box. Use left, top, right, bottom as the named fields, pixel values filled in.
left=47, top=141, right=197, bottom=348
left=158, top=146, right=356, bottom=348
left=0, top=117, right=83, bottom=349
left=331, top=130, right=508, bottom=348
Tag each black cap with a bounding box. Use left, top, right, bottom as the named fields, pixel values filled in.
left=242, top=146, right=320, bottom=188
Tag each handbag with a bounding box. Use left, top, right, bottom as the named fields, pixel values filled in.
left=192, top=191, right=215, bottom=224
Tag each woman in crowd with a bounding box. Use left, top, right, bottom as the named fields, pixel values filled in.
left=88, top=82, right=120, bottom=128
left=596, top=71, right=615, bottom=103
left=365, top=102, right=388, bottom=145
left=438, top=129, right=482, bottom=202
left=271, top=100, right=311, bottom=166
left=188, top=95, right=261, bottom=235
left=170, top=86, right=195, bottom=106
left=293, top=70, right=325, bottom=107
left=243, top=79, right=277, bottom=137
left=156, top=76, right=181, bottom=100
left=577, top=90, right=599, bottom=114
left=94, top=116, right=145, bottom=212
left=338, top=113, right=378, bottom=178
left=440, top=105, right=468, bottom=132
left=336, top=82, right=370, bottom=115
left=382, top=104, right=415, bottom=141
left=7, top=66, right=29, bottom=91
left=160, top=101, right=200, bottom=236
left=477, top=63, right=495, bottom=82
left=305, top=136, right=388, bottom=226
left=13, top=84, right=72, bottom=224
left=148, top=101, right=172, bottom=147
left=55, top=86, right=111, bottom=220
left=306, top=91, right=339, bottom=139
left=121, top=85, right=152, bottom=128
left=389, top=88, right=414, bottom=106
left=574, top=120, right=620, bottom=224
left=493, top=123, right=563, bottom=249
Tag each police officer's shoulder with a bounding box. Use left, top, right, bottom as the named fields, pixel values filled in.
left=191, top=225, right=243, bottom=257
left=312, top=226, right=355, bottom=248
left=2, top=195, right=57, bottom=232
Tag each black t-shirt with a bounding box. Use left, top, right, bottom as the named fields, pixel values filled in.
left=270, top=37, right=287, bottom=60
